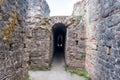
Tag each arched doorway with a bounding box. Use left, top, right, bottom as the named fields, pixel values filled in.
left=52, top=23, right=67, bottom=62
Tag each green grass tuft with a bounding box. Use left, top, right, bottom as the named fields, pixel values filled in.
left=70, top=70, right=91, bottom=80
left=81, top=54, right=86, bottom=59
left=77, top=15, right=83, bottom=20
left=26, top=75, right=31, bottom=80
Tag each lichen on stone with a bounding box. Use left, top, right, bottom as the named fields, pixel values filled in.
left=1, top=11, right=20, bottom=46
left=0, top=0, right=4, bottom=3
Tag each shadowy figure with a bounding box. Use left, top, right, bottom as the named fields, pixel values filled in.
left=57, top=34, right=63, bottom=47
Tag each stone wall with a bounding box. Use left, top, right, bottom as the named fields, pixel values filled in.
left=1, top=0, right=120, bottom=80
left=0, top=0, right=28, bottom=80
left=26, top=0, right=50, bottom=28
left=28, top=16, right=86, bottom=70
left=72, top=0, right=88, bottom=70
left=73, top=0, right=120, bottom=80
left=66, top=18, right=86, bottom=70
left=28, top=17, right=68, bottom=69
left=0, top=0, right=50, bottom=79
left=25, top=0, right=50, bottom=70
left=72, top=0, right=87, bottom=16
left=29, top=19, right=51, bottom=69
left=85, top=0, right=120, bottom=80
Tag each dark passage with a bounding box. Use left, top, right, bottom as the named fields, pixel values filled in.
left=52, top=23, right=67, bottom=61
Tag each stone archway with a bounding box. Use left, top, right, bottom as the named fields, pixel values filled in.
left=52, top=23, right=67, bottom=63
left=29, top=16, right=85, bottom=70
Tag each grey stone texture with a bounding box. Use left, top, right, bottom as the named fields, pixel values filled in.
left=0, top=0, right=50, bottom=80
left=1, top=0, right=120, bottom=80
left=28, top=16, right=86, bottom=70
left=83, top=0, right=120, bottom=80
left=26, top=0, right=50, bottom=28
left=73, top=0, right=120, bottom=80
left=0, top=0, right=28, bottom=80
left=25, top=0, right=50, bottom=69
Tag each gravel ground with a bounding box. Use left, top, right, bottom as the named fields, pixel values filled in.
left=29, top=53, right=85, bottom=80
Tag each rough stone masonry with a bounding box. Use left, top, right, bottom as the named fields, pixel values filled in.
left=0, top=0, right=50, bottom=80
left=73, top=0, right=120, bottom=80
left=0, top=0, right=28, bottom=80
left=28, top=16, right=86, bottom=70
left=0, top=0, right=120, bottom=80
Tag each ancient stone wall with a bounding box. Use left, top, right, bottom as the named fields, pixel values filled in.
left=1, top=0, right=120, bottom=80
left=0, top=0, right=28, bottom=80
left=72, top=0, right=87, bottom=16
left=66, top=18, right=86, bottom=70
left=29, top=16, right=70, bottom=69
left=26, top=0, right=50, bottom=28
left=28, top=16, right=86, bottom=70
left=72, top=0, right=88, bottom=70
left=73, top=0, right=120, bottom=80
left=85, top=0, right=120, bottom=80
left=25, top=0, right=50, bottom=70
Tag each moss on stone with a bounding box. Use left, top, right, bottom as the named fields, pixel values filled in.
left=81, top=54, right=86, bottom=59
left=76, top=15, right=83, bottom=20
left=0, top=0, right=4, bottom=3
left=1, top=11, right=20, bottom=47
left=2, top=19, right=17, bottom=40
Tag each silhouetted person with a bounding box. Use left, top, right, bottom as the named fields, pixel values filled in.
left=57, top=34, right=63, bottom=47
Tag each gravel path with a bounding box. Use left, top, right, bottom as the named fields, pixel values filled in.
left=29, top=54, right=85, bottom=80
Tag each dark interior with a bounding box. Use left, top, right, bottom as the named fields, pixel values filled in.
left=52, top=23, right=67, bottom=60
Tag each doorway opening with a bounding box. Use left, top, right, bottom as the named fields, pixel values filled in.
left=52, top=23, right=67, bottom=62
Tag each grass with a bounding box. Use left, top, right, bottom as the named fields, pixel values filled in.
left=81, top=54, right=86, bottom=59
left=76, top=15, right=83, bottom=20
left=70, top=70, right=91, bottom=80
left=26, top=75, right=31, bottom=80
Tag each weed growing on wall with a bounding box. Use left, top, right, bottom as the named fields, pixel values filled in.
left=77, top=15, right=83, bottom=20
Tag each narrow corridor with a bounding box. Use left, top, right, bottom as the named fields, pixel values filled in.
left=29, top=53, right=85, bottom=80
